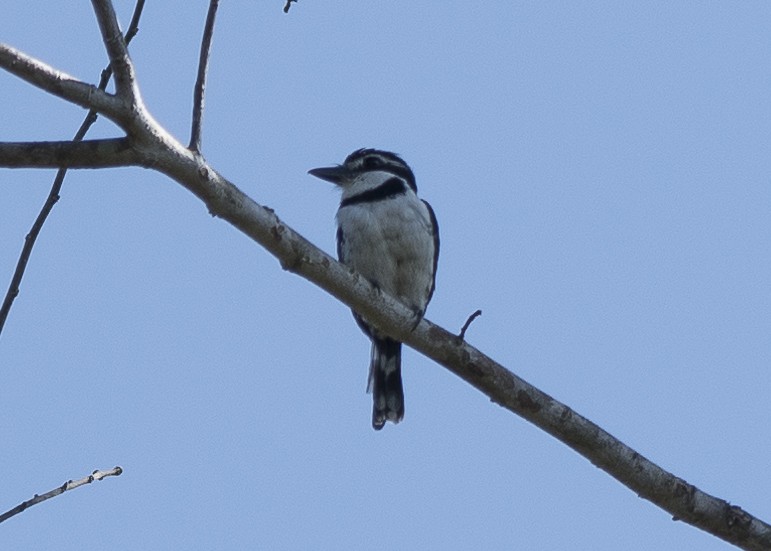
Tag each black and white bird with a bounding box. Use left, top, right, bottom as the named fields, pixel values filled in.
left=309, top=149, right=439, bottom=430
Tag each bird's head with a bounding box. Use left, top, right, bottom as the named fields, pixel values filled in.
left=308, top=148, right=417, bottom=193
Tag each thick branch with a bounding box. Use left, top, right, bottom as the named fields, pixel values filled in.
left=408, top=322, right=771, bottom=550
left=152, top=143, right=771, bottom=551
left=0, top=43, right=126, bottom=124
left=0, top=139, right=139, bottom=168
left=0, top=467, right=122, bottom=524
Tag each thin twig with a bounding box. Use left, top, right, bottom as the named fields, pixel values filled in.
left=0, top=0, right=145, bottom=339
left=0, top=467, right=123, bottom=524
left=189, top=0, right=220, bottom=153
left=458, top=309, right=482, bottom=340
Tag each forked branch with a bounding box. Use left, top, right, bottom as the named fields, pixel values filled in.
left=0, top=0, right=146, bottom=336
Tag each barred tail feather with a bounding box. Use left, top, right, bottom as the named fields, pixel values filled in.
left=367, top=337, right=404, bottom=430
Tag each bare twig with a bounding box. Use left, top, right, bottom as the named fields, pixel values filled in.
left=189, top=0, right=220, bottom=153
left=0, top=139, right=139, bottom=168
left=0, top=466, right=123, bottom=524
left=283, top=0, right=298, bottom=13
left=457, top=309, right=482, bottom=341
left=123, top=0, right=146, bottom=44
left=0, top=0, right=145, bottom=338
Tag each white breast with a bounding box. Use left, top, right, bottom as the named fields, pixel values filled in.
left=337, top=191, right=436, bottom=314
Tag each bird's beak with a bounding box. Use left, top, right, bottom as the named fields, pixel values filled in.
left=308, top=165, right=351, bottom=185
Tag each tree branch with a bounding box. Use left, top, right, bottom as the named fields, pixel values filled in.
left=0, top=139, right=139, bottom=168
left=0, top=0, right=146, bottom=339
left=90, top=0, right=136, bottom=101
left=0, top=43, right=126, bottom=124
left=189, top=0, right=220, bottom=153
left=458, top=309, right=482, bottom=340
left=147, top=159, right=771, bottom=551
left=0, top=467, right=123, bottom=524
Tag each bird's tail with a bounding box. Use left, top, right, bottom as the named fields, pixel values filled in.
left=367, top=337, right=404, bottom=430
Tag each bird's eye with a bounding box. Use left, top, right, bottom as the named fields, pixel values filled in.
left=363, top=157, right=380, bottom=169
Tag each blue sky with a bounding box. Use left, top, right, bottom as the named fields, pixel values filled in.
left=2, top=2, right=770, bottom=549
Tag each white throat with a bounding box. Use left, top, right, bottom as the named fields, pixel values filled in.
left=340, top=171, right=402, bottom=201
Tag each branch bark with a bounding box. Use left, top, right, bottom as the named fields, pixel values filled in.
left=91, top=0, right=136, bottom=101
left=0, top=139, right=139, bottom=168
left=0, top=3, right=769, bottom=550
left=0, top=0, right=146, bottom=337
left=0, top=43, right=127, bottom=125
left=0, top=467, right=123, bottom=524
